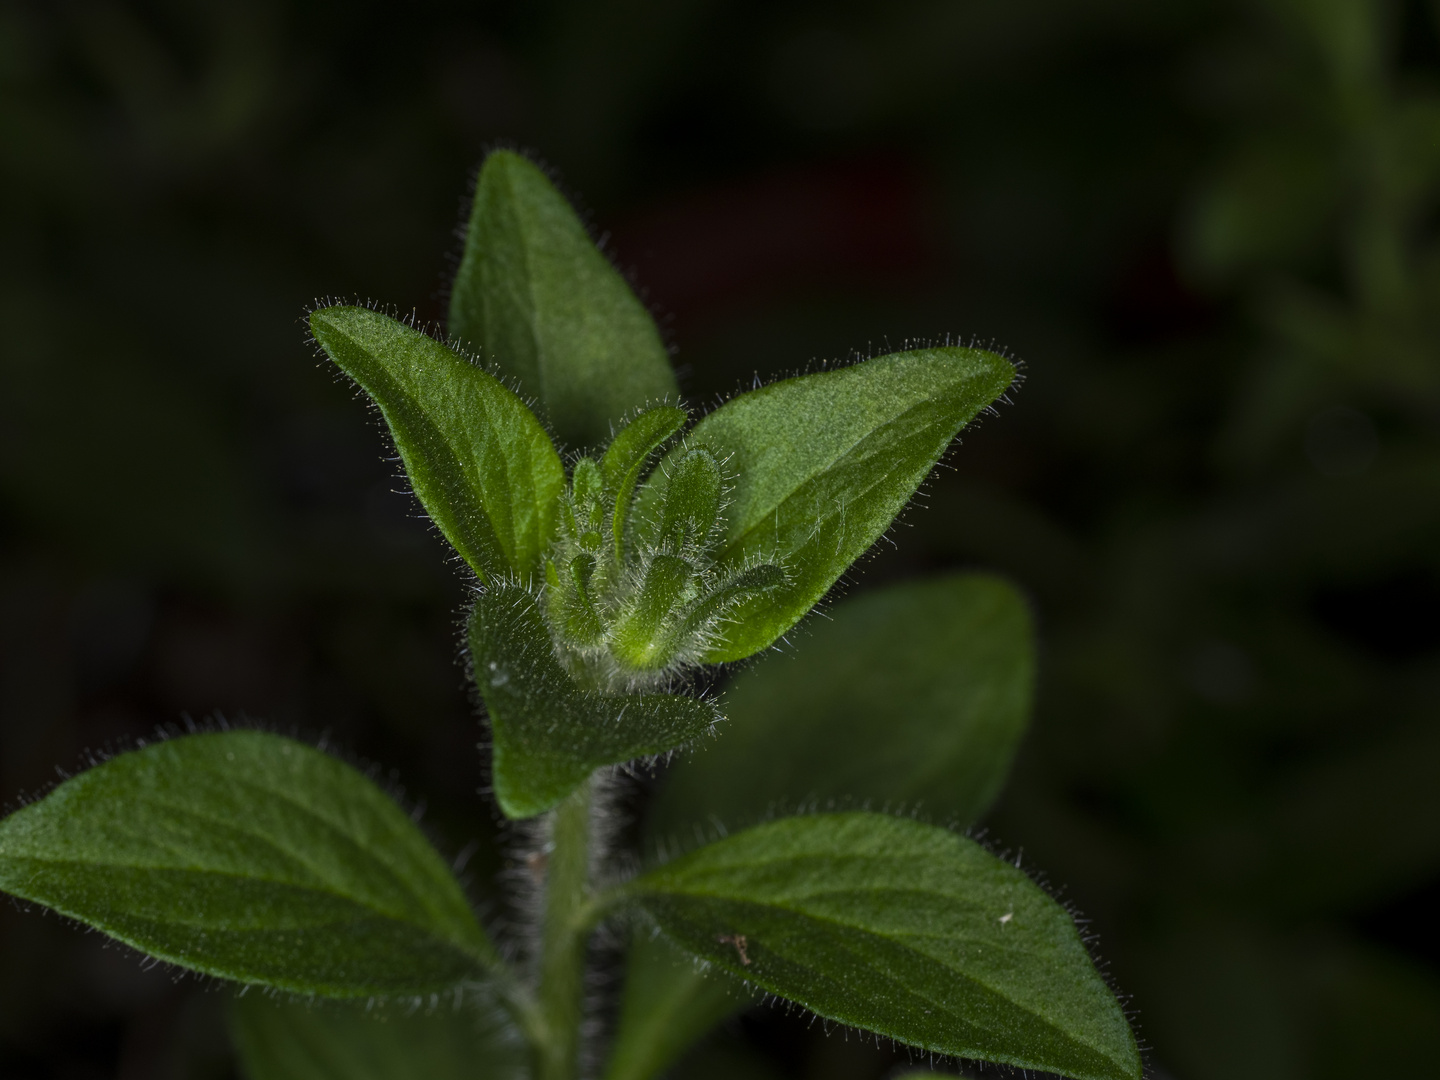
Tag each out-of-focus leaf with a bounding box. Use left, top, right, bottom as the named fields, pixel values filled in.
left=652, top=573, right=1034, bottom=834
left=1180, top=140, right=1340, bottom=281
left=669, top=347, right=1014, bottom=662
left=310, top=305, right=564, bottom=583
left=449, top=150, right=678, bottom=449
left=230, top=994, right=528, bottom=1080
left=1308, top=938, right=1440, bottom=1080
left=1245, top=718, right=1440, bottom=912
left=470, top=582, right=720, bottom=819
left=0, top=732, right=495, bottom=997
left=604, top=932, right=755, bottom=1080
left=624, top=813, right=1139, bottom=1080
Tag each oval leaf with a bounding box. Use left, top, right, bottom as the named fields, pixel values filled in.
left=654, top=573, right=1034, bottom=834
left=311, top=305, right=565, bottom=583
left=470, top=583, right=721, bottom=819
left=0, top=731, right=495, bottom=997
left=625, top=813, right=1139, bottom=1080
left=449, top=150, right=679, bottom=449
left=231, top=994, right=526, bottom=1080
left=678, top=347, right=1014, bottom=661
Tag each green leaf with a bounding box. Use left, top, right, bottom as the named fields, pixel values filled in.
left=310, top=305, right=565, bottom=582
left=449, top=150, right=679, bottom=449
left=653, top=573, right=1034, bottom=834
left=470, top=582, right=721, bottom=818
left=231, top=994, right=527, bottom=1080
left=0, top=731, right=495, bottom=997
left=624, top=813, right=1139, bottom=1080
left=601, top=405, right=688, bottom=559
left=677, top=347, right=1015, bottom=661
left=604, top=932, right=756, bottom=1080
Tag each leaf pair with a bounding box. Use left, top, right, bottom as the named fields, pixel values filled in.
left=0, top=725, right=1138, bottom=1080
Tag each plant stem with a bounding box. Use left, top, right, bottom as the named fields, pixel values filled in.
left=536, top=776, right=593, bottom=1080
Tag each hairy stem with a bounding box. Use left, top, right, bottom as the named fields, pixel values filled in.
left=535, top=776, right=593, bottom=1080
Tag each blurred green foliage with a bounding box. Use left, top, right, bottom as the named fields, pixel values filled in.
left=1, top=1, right=1437, bottom=1078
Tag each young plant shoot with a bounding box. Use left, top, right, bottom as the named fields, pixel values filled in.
left=0, top=150, right=1140, bottom=1080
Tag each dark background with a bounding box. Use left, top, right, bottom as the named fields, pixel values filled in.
left=2, top=1, right=1439, bottom=1078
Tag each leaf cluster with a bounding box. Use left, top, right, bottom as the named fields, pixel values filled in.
left=0, top=150, right=1139, bottom=1080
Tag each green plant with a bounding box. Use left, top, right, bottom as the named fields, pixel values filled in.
left=0, top=150, right=1140, bottom=1080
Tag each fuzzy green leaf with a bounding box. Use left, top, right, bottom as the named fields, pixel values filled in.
left=230, top=995, right=526, bottom=1080
left=449, top=150, right=678, bottom=448
left=602, top=405, right=688, bottom=559
left=681, top=347, right=1014, bottom=662
left=470, top=582, right=721, bottom=819
left=0, top=732, right=496, bottom=997
left=311, top=305, right=564, bottom=582
left=654, top=573, right=1034, bottom=833
left=625, top=813, right=1139, bottom=1080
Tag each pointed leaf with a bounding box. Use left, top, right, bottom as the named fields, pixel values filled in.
left=449, top=150, right=678, bottom=448
left=311, top=305, right=564, bottom=582
left=624, top=813, right=1139, bottom=1080
left=602, top=405, right=688, bottom=558
left=679, top=347, right=1014, bottom=661
left=654, top=573, right=1034, bottom=834
left=470, top=583, right=721, bottom=818
left=0, top=731, right=495, bottom=997
left=231, top=995, right=527, bottom=1080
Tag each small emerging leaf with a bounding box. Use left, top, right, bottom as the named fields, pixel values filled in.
left=625, top=813, right=1139, bottom=1080
left=676, top=347, right=1014, bottom=661
left=449, top=150, right=679, bottom=448
left=231, top=994, right=526, bottom=1080
left=311, top=305, right=565, bottom=583
left=0, top=732, right=495, bottom=997
left=602, top=405, right=688, bottom=559
left=470, top=582, right=721, bottom=818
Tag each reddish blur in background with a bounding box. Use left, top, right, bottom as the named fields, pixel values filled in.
left=2, top=2, right=1439, bottom=1078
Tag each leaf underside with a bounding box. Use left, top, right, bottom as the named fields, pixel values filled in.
left=470, top=582, right=722, bottom=819
left=628, top=813, right=1140, bottom=1080
left=0, top=731, right=493, bottom=997
left=449, top=150, right=678, bottom=449
left=653, top=346, right=1015, bottom=662
left=230, top=994, right=527, bottom=1080
left=310, top=305, right=565, bottom=583
left=604, top=931, right=756, bottom=1080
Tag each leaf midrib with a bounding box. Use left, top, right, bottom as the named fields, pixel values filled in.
left=717, top=388, right=962, bottom=564
left=3, top=757, right=485, bottom=961
left=642, top=847, right=1124, bottom=1069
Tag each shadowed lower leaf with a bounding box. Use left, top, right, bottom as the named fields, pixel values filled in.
left=230, top=994, right=527, bottom=1080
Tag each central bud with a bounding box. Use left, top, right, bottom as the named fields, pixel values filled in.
left=542, top=406, right=784, bottom=692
